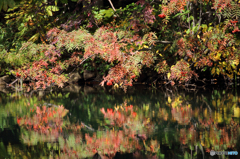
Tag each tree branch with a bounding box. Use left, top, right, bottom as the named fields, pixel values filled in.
left=67, top=53, right=97, bottom=77
left=79, top=53, right=97, bottom=65
left=107, top=0, right=120, bottom=18
left=81, top=122, right=95, bottom=131
left=108, top=0, right=116, bottom=12
left=195, top=0, right=203, bottom=35
left=155, top=40, right=173, bottom=44
left=191, top=2, right=197, bottom=35
left=7, top=79, right=19, bottom=87
left=187, top=1, right=191, bottom=30
left=1, top=49, right=8, bottom=59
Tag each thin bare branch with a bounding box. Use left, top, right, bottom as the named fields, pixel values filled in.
left=196, top=0, right=203, bottom=35
left=7, top=79, right=19, bottom=87
left=81, top=122, right=95, bottom=131
left=187, top=1, right=191, bottom=30
left=108, top=0, right=116, bottom=12
left=155, top=40, right=173, bottom=44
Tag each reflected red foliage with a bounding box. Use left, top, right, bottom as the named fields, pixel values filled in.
left=171, top=106, right=192, bottom=125
left=17, top=105, right=68, bottom=135
left=85, top=130, right=141, bottom=156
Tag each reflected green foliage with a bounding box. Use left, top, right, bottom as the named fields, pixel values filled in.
left=0, top=88, right=240, bottom=158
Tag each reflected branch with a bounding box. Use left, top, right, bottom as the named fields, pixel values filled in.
left=81, top=122, right=95, bottom=131
left=201, top=95, right=212, bottom=116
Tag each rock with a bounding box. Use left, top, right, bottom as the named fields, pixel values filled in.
left=68, top=71, right=83, bottom=84
left=38, top=90, right=45, bottom=98
left=93, top=85, right=103, bottom=91
left=94, top=73, right=103, bottom=81
left=0, top=80, right=6, bottom=85
left=0, top=75, right=11, bottom=85
left=85, top=81, right=100, bottom=85
left=62, top=85, right=83, bottom=93
left=84, top=85, right=96, bottom=94
left=0, top=85, right=11, bottom=94
left=83, top=70, right=96, bottom=81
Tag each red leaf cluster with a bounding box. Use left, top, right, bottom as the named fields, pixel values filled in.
left=161, top=0, right=186, bottom=16
left=232, top=28, right=240, bottom=33
left=230, top=20, right=238, bottom=24
left=131, top=75, right=136, bottom=79
left=107, top=81, right=113, bottom=86
left=126, top=83, right=133, bottom=86
left=16, top=72, right=21, bottom=78
left=158, top=14, right=166, bottom=18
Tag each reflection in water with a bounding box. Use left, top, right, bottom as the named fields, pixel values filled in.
left=0, top=88, right=240, bottom=158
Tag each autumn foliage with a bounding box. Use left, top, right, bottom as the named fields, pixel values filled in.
left=17, top=105, right=68, bottom=134
left=0, top=0, right=238, bottom=91
left=16, top=102, right=158, bottom=158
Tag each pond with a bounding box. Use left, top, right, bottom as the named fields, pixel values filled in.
left=0, top=85, right=240, bottom=159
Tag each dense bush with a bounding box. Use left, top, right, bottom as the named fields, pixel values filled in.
left=0, top=0, right=240, bottom=91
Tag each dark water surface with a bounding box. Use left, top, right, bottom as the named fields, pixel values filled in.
left=0, top=86, right=240, bottom=159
